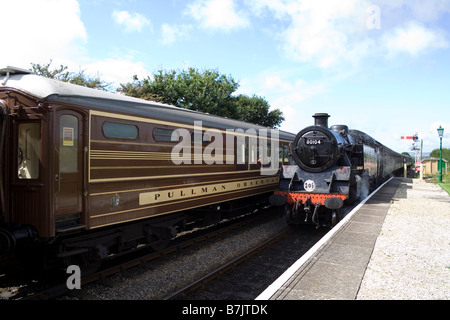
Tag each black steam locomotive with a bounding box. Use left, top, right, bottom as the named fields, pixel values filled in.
left=270, top=113, right=411, bottom=227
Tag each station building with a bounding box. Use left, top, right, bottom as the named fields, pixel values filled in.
left=422, top=158, right=448, bottom=176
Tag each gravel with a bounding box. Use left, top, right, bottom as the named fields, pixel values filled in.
left=357, top=179, right=450, bottom=300
left=68, top=214, right=288, bottom=300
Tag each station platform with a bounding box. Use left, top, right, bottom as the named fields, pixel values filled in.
left=256, top=177, right=405, bottom=300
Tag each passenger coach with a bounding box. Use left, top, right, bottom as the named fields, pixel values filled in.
left=0, top=67, right=294, bottom=270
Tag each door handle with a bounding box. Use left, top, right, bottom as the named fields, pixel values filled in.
left=83, top=146, right=88, bottom=197
left=55, top=147, right=60, bottom=193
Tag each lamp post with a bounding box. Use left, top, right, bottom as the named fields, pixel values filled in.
left=437, top=125, right=444, bottom=183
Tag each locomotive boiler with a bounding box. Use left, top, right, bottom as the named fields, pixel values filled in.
left=270, top=113, right=411, bottom=228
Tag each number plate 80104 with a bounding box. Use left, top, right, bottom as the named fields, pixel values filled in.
left=305, top=139, right=322, bottom=145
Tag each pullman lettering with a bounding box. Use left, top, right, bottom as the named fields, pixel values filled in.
left=139, top=178, right=278, bottom=206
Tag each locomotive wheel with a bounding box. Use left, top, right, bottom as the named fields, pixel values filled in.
left=331, top=209, right=343, bottom=227
left=284, top=204, right=294, bottom=225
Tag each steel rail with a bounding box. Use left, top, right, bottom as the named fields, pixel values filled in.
left=161, top=227, right=290, bottom=300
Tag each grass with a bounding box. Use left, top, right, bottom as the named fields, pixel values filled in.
left=439, top=181, right=450, bottom=195
left=429, top=172, right=450, bottom=195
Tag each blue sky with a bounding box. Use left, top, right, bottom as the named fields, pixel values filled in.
left=2, top=0, right=450, bottom=155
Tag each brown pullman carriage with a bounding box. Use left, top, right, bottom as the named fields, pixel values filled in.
left=0, top=67, right=294, bottom=269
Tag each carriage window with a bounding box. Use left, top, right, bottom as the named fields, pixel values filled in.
left=190, top=132, right=210, bottom=145
left=284, top=144, right=288, bottom=163
left=154, top=128, right=175, bottom=142
left=280, top=142, right=289, bottom=164
left=18, top=122, right=41, bottom=179
left=103, top=122, right=138, bottom=139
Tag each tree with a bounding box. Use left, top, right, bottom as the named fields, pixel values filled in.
left=120, top=68, right=239, bottom=118
left=30, top=60, right=111, bottom=90
left=430, top=148, right=450, bottom=161
left=30, top=60, right=71, bottom=81
left=68, top=69, right=110, bottom=90
left=233, top=94, right=285, bottom=128
left=119, top=68, right=285, bottom=128
left=117, top=75, right=164, bottom=102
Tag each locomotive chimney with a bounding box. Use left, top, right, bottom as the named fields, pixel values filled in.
left=313, top=113, right=330, bottom=128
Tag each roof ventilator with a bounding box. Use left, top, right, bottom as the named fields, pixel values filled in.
left=1, top=66, right=32, bottom=85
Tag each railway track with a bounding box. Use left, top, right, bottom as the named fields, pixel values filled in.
left=162, top=227, right=291, bottom=300
left=171, top=225, right=328, bottom=300
left=171, top=203, right=361, bottom=300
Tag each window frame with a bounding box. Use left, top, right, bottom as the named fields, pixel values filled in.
left=153, top=127, right=177, bottom=143
left=102, top=121, right=139, bottom=140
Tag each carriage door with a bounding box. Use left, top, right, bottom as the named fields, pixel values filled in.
left=54, top=110, right=84, bottom=228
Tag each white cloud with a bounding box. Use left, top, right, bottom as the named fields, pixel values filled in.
left=375, top=0, right=450, bottom=24
left=161, top=24, right=193, bottom=45
left=269, top=79, right=327, bottom=133
left=237, top=70, right=327, bottom=133
left=247, top=0, right=373, bottom=69
left=83, top=58, right=149, bottom=89
left=382, top=22, right=448, bottom=57
left=0, top=1, right=149, bottom=88
left=0, top=0, right=87, bottom=68
left=112, top=10, right=152, bottom=33
left=263, top=75, right=294, bottom=91
left=186, top=0, right=249, bottom=31
left=247, top=0, right=450, bottom=68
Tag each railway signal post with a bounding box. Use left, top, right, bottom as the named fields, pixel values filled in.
left=402, top=133, right=422, bottom=178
